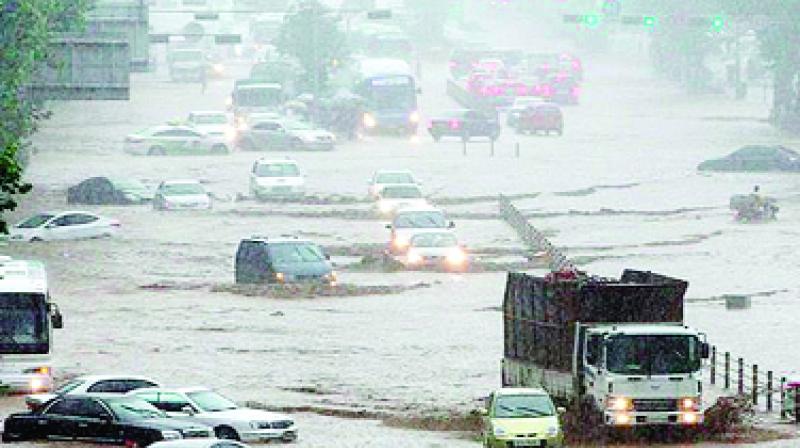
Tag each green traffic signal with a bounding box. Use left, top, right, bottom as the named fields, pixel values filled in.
left=643, top=16, right=657, bottom=28
left=584, top=14, right=601, bottom=28
left=711, top=15, right=725, bottom=31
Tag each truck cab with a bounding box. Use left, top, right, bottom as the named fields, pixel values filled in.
left=578, top=324, right=708, bottom=426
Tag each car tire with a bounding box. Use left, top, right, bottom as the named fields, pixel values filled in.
left=215, top=426, right=240, bottom=440
left=211, top=144, right=229, bottom=154
left=148, top=146, right=166, bottom=156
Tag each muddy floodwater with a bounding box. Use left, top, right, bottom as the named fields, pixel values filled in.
left=4, top=7, right=800, bottom=448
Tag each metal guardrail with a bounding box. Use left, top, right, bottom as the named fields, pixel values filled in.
left=497, top=195, right=575, bottom=272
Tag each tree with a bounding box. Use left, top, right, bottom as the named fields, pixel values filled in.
left=275, top=0, right=346, bottom=96
left=0, top=0, right=90, bottom=233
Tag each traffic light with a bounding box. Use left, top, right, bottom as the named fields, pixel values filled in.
left=583, top=14, right=602, bottom=28
left=710, top=15, right=725, bottom=31
left=643, top=15, right=657, bottom=28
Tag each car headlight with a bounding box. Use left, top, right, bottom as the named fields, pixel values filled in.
left=212, top=63, right=225, bottom=74
left=275, top=272, right=285, bottom=283
left=445, top=248, right=466, bottom=265
left=363, top=113, right=377, bottom=129
left=224, top=126, right=237, bottom=142
left=324, top=271, right=338, bottom=285
left=23, top=366, right=50, bottom=375
left=406, top=250, right=423, bottom=265
left=393, top=236, right=409, bottom=249
left=409, top=110, right=420, bottom=123
left=546, top=426, right=559, bottom=437
left=608, top=396, right=633, bottom=411
left=378, top=201, right=393, bottom=213
left=160, top=430, right=182, bottom=440
left=225, top=96, right=233, bottom=108
left=493, top=426, right=507, bottom=437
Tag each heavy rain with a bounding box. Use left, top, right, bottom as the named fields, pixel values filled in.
left=2, top=0, right=800, bottom=447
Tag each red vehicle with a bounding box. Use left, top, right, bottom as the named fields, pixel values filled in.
left=515, top=103, right=563, bottom=135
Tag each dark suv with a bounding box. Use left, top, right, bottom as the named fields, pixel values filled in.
left=234, top=236, right=336, bottom=285
left=428, top=109, right=500, bottom=142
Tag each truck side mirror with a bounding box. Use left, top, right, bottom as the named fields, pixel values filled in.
left=50, top=305, right=63, bottom=329
left=700, top=342, right=710, bottom=359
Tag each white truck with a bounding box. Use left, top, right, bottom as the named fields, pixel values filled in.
left=502, top=269, right=710, bottom=426
left=0, top=257, right=63, bottom=393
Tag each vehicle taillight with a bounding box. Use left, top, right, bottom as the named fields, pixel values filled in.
left=449, top=119, right=460, bottom=130
left=572, top=60, right=581, bottom=70
left=572, top=86, right=581, bottom=97
left=516, top=86, right=527, bottom=96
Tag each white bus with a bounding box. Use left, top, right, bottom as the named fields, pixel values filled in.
left=0, top=257, right=63, bottom=393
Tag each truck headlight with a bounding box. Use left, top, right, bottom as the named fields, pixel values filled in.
left=546, top=426, right=559, bottom=437
left=161, top=430, right=182, bottom=440
left=275, top=272, right=285, bottom=283
left=363, top=113, right=377, bottom=129
left=608, top=396, right=632, bottom=411
left=212, top=63, right=225, bottom=74
left=409, top=110, right=420, bottom=124
left=445, top=248, right=466, bottom=265
left=392, top=236, right=409, bottom=249
left=493, top=426, right=507, bottom=437
left=224, top=126, right=237, bottom=142
left=679, top=397, right=699, bottom=411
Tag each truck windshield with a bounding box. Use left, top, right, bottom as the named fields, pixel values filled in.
left=0, top=293, right=49, bottom=354
left=606, top=335, right=700, bottom=375
left=493, top=394, right=555, bottom=418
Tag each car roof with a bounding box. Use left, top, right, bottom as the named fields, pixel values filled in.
left=161, top=179, right=203, bottom=186
left=128, top=386, right=210, bottom=394
left=409, top=229, right=457, bottom=239
left=71, top=374, right=159, bottom=383
left=393, top=205, right=441, bottom=214
left=144, top=125, right=200, bottom=133
left=255, top=158, right=298, bottom=164
left=494, top=387, right=550, bottom=396
left=242, top=235, right=313, bottom=244
left=375, top=169, right=414, bottom=176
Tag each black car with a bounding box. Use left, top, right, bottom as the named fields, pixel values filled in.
left=67, top=177, right=153, bottom=205
left=234, top=236, right=336, bottom=285
left=2, top=395, right=213, bottom=447
left=698, top=145, right=800, bottom=172
left=428, top=109, right=500, bottom=142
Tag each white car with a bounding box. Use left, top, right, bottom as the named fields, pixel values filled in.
left=153, top=180, right=212, bottom=211
left=237, top=118, right=335, bottom=151
left=187, top=111, right=236, bottom=142
left=249, top=158, right=305, bottom=200
left=150, top=439, right=250, bottom=448
left=367, top=170, right=418, bottom=198
left=374, top=184, right=429, bottom=217
left=386, top=206, right=454, bottom=254
left=9, top=211, right=120, bottom=242
left=25, top=374, right=160, bottom=411
left=397, top=230, right=469, bottom=271
left=123, top=125, right=230, bottom=156
left=128, top=387, right=297, bottom=443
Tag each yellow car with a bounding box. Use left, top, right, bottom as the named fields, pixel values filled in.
left=482, top=387, right=564, bottom=448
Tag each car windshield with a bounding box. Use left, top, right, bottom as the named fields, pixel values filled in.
left=381, top=186, right=422, bottom=199
left=192, top=114, right=227, bottom=124
left=171, top=51, right=203, bottom=62
left=55, top=379, right=85, bottom=394
left=255, top=163, right=300, bottom=177
left=376, top=172, right=414, bottom=184
left=394, top=212, right=447, bottom=228
left=284, top=121, right=312, bottom=130
left=606, top=335, right=701, bottom=375
left=187, top=390, right=239, bottom=412
left=110, top=179, right=147, bottom=192
left=106, top=397, right=167, bottom=420
left=16, top=213, right=53, bottom=228
left=493, top=394, right=555, bottom=418
left=514, top=98, right=540, bottom=108
left=268, top=243, right=325, bottom=263
left=161, top=183, right=205, bottom=195
left=236, top=87, right=282, bottom=108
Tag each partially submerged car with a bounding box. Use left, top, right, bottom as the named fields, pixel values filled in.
left=124, top=125, right=230, bottom=156
left=374, top=184, right=429, bottom=217
left=515, top=102, right=563, bottom=135
left=128, top=387, right=297, bottom=443
left=9, top=211, right=120, bottom=242
left=236, top=118, right=335, bottom=151
left=234, top=236, right=336, bottom=285
left=698, top=145, right=800, bottom=172
left=248, top=158, right=305, bottom=200
left=385, top=206, right=454, bottom=254
left=396, top=230, right=468, bottom=271
left=25, top=374, right=161, bottom=411
left=367, top=170, right=418, bottom=198
left=730, top=194, right=779, bottom=222
left=67, top=177, right=153, bottom=205
left=186, top=111, right=236, bottom=142
left=153, top=180, right=212, bottom=211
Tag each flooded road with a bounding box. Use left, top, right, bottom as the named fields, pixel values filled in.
left=4, top=7, right=800, bottom=448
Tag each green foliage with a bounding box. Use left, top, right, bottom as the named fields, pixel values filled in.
left=0, top=0, right=90, bottom=233
left=275, top=0, right=346, bottom=95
